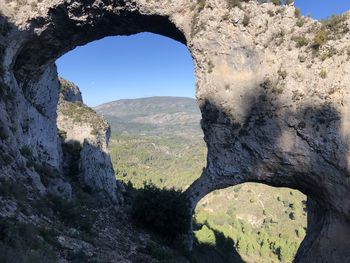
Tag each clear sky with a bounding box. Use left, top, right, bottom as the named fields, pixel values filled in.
left=294, top=0, right=350, bottom=19
left=56, top=34, right=195, bottom=106
left=56, top=1, right=350, bottom=106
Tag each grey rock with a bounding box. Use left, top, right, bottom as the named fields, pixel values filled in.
left=59, top=77, right=83, bottom=103
left=57, top=235, right=95, bottom=257
left=57, top=80, right=118, bottom=202
left=47, top=178, right=73, bottom=200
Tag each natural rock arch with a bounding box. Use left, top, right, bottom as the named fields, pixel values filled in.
left=1, top=1, right=350, bottom=262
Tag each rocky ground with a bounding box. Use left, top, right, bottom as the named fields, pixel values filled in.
left=0, top=184, right=187, bottom=263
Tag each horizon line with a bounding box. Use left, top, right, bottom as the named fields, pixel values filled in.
left=92, top=95, right=197, bottom=108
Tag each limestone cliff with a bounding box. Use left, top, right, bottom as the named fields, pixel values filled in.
left=57, top=78, right=118, bottom=202
left=0, top=0, right=350, bottom=262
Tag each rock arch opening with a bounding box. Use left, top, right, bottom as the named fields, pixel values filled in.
left=55, top=32, right=199, bottom=198
left=194, top=183, right=307, bottom=262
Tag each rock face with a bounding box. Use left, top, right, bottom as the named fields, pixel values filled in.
left=57, top=78, right=118, bottom=202
left=0, top=0, right=350, bottom=261
left=59, top=77, right=83, bottom=103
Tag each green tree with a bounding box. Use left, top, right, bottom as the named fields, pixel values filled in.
left=195, top=225, right=216, bottom=245
left=131, top=183, right=190, bottom=240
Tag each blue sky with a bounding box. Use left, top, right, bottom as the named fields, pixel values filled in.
left=57, top=34, right=194, bottom=106
left=56, top=1, right=350, bottom=106
left=295, top=0, right=350, bottom=19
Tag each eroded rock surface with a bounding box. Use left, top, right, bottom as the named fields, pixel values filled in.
left=0, top=0, right=350, bottom=261
left=57, top=78, right=118, bottom=202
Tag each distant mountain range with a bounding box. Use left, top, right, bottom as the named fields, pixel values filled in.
left=94, top=96, right=202, bottom=137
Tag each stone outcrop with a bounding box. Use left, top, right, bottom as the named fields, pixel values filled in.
left=57, top=78, right=118, bottom=202
left=59, top=77, right=83, bottom=102
left=0, top=0, right=350, bottom=261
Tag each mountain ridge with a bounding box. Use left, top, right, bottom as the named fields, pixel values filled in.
left=95, top=96, right=197, bottom=106
left=94, top=96, right=202, bottom=137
